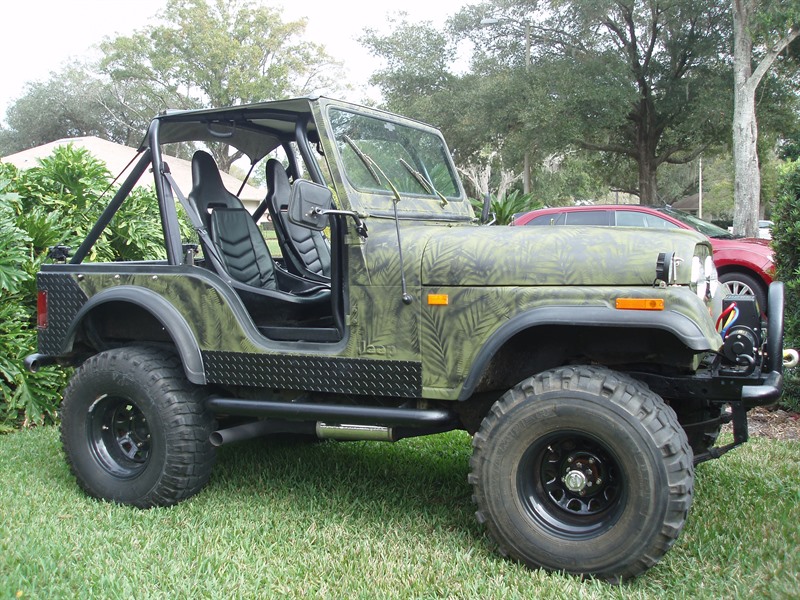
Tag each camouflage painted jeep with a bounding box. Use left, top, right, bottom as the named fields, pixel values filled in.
left=26, top=97, right=789, bottom=582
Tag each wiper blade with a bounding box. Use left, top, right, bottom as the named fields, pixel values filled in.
left=399, top=158, right=448, bottom=207
left=342, top=135, right=382, bottom=186
left=342, top=135, right=403, bottom=203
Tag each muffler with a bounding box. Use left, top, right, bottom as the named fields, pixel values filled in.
left=315, top=423, right=394, bottom=442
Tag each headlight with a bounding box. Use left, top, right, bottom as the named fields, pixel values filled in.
left=690, top=254, right=718, bottom=301
left=691, top=256, right=707, bottom=299
left=705, top=255, right=719, bottom=298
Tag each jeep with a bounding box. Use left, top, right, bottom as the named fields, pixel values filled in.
left=25, top=97, right=790, bottom=581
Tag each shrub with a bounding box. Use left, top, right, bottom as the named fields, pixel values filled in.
left=470, top=190, right=543, bottom=225
left=771, top=159, right=800, bottom=411
left=0, top=179, right=69, bottom=430
left=0, top=146, right=164, bottom=429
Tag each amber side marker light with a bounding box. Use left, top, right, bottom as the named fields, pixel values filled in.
left=616, top=298, right=664, bottom=311
left=427, top=294, right=449, bottom=306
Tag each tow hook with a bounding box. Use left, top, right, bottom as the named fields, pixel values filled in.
left=784, top=349, right=799, bottom=369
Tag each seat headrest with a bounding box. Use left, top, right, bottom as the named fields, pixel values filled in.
left=189, top=150, right=242, bottom=222
left=266, top=158, right=292, bottom=211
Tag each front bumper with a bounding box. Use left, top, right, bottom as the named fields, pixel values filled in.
left=633, top=282, right=790, bottom=463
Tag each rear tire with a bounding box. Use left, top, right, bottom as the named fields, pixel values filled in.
left=470, top=366, right=694, bottom=582
left=60, top=346, right=216, bottom=508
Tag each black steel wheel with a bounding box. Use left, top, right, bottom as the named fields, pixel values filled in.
left=61, top=346, right=216, bottom=508
left=470, top=366, right=694, bottom=582
left=87, top=395, right=153, bottom=478
left=517, top=432, right=624, bottom=538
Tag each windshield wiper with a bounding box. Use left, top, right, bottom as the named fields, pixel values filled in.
left=399, top=159, right=448, bottom=207
left=342, top=135, right=382, bottom=186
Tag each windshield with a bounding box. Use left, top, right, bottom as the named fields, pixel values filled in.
left=328, top=108, right=461, bottom=200
left=659, top=206, right=734, bottom=238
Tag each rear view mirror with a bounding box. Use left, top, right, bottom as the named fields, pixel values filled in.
left=289, top=180, right=334, bottom=231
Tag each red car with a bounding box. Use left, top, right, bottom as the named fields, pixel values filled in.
left=511, top=204, right=775, bottom=312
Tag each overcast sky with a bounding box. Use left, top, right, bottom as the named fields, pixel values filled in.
left=1, top=0, right=468, bottom=119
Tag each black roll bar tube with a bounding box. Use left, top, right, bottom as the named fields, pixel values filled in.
left=70, top=148, right=152, bottom=265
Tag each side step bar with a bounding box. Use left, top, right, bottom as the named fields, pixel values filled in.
left=206, top=396, right=459, bottom=446
left=206, top=396, right=456, bottom=427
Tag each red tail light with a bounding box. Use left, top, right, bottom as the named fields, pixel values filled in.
left=37, top=290, right=48, bottom=329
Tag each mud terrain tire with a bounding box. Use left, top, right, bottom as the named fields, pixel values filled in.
left=469, top=366, right=694, bottom=582
left=60, top=346, right=216, bottom=508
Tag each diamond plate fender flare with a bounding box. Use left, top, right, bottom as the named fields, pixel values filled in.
left=67, top=286, right=206, bottom=384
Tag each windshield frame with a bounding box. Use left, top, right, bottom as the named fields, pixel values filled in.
left=326, top=107, right=463, bottom=203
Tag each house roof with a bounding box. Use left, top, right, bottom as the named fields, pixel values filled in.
left=0, top=136, right=266, bottom=209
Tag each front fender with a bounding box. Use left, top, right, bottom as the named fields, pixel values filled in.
left=457, top=302, right=718, bottom=401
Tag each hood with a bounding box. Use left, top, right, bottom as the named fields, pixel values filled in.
left=420, top=225, right=710, bottom=287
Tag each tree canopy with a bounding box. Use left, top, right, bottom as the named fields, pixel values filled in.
left=1, top=0, right=343, bottom=171
left=449, top=0, right=736, bottom=205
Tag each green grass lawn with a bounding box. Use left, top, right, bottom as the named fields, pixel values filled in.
left=1, top=427, right=798, bottom=599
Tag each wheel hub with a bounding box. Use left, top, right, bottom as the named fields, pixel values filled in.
left=88, top=396, right=152, bottom=477
left=563, top=469, right=587, bottom=493
left=523, top=436, right=619, bottom=522
left=561, top=452, right=605, bottom=497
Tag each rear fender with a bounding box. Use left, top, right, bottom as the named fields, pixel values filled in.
left=66, top=286, right=205, bottom=384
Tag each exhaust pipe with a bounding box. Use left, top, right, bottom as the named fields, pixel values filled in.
left=24, top=353, right=57, bottom=373
left=209, top=420, right=315, bottom=447
left=210, top=417, right=459, bottom=447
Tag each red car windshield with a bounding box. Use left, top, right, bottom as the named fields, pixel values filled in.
left=658, top=207, right=736, bottom=239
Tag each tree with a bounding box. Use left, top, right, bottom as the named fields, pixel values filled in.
left=360, top=15, right=570, bottom=200
left=0, top=65, right=138, bottom=155
left=100, top=0, right=343, bottom=172
left=732, top=0, right=799, bottom=237
left=457, top=0, right=735, bottom=206
left=361, top=13, right=457, bottom=113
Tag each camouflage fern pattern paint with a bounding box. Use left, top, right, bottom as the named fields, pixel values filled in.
left=29, top=96, right=789, bottom=580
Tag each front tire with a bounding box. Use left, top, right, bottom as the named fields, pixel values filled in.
left=470, top=366, right=693, bottom=582
left=60, top=346, right=216, bottom=508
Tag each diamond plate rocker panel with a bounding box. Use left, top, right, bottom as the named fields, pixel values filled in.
left=203, top=351, right=423, bottom=398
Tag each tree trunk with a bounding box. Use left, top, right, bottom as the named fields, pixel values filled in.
left=732, top=0, right=760, bottom=238
left=638, top=155, right=659, bottom=206
left=637, top=99, right=659, bottom=206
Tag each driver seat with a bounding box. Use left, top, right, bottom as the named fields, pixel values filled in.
left=265, top=159, right=331, bottom=281
left=187, top=151, right=330, bottom=325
